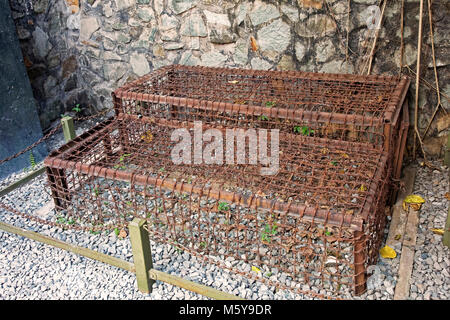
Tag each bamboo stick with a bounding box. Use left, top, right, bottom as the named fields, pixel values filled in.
left=413, top=0, right=424, bottom=160
left=421, top=0, right=445, bottom=140
left=366, top=0, right=387, bottom=75
left=399, top=0, right=405, bottom=72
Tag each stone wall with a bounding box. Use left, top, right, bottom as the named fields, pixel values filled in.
left=9, top=0, right=450, bottom=157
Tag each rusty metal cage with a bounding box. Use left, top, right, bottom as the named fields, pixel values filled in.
left=112, top=65, right=409, bottom=180
left=44, top=115, right=392, bottom=296
left=42, top=65, right=410, bottom=297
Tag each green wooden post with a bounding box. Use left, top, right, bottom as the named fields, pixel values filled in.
left=129, top=218, right=154, bottom=293
left=61, top=116, right=76, bottom=142
left=443, top=134, right=450, bottom=248
left=445, top=133, right=450, bottom=166
left=443, top=207, right=450, bottom=248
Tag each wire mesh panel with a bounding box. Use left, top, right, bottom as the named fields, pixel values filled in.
left=112, top=65, right=409, bottom=181
left=44, top=117, right=391, bottom=296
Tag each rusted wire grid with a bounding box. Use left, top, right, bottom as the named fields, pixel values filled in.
left=0, top=109, right=116, bottom=232
left=44, top=116, right=392, bottom=297
left=112, top=65, right=409, bottom=181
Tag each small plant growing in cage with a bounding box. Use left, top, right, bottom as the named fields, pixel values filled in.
left=56, top=215, right=75, bottom=227
left=261, top=222, right=278, bottom=243
left=265, top=101, right=276, bottom=108
left=218, top=201, right=230, bottom=212
left=114, top=153, right=132, bottom=169
left=330, top=160, right=338, bottom=166
left=172, top=241, right=183, bottom=254
left=294, top=125, right=314, bottom=136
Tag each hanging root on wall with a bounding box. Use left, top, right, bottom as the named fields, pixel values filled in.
left=421, top=0, right=448, bottom=141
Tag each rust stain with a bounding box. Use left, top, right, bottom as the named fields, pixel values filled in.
left=300, top=0, right=323, bottom=9
left=250, top=36, right=258, bottom=52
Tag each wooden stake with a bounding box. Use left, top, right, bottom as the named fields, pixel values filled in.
left=129, top=217, right=154, bottom=294
left=61, top=116, right=76, bottom=143
left=443, top=199, right=450, bottom=248
left=445, top=133, right=450, bottom=167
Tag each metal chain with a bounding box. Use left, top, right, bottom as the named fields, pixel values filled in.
left=0, top=108, right=114, bottom=166
left=0, top=123, right=62, bottom=166
left=0, top=201, right=126, bottom=233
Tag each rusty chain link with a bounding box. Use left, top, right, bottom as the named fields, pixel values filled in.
left=0, top=107, right=113, bottom=166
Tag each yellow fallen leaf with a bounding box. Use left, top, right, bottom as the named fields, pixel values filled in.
left=403, top=195, right=425, bottom=211
left=251, top=266, right=261, bottom=273
left=359, top=184, right=367, bottom=192
left=402, top=201, right=408, bottom=211
left=394, top=234, right=402, bottom=240
left=379, top=245, right=396, bottom=259
left=430, top=228, right=444, bottom=236
left=340, top=152, right=349, bottom=159
left=404, top=195, right=425, bottom=204
left=228, top=80, right=239, bottom=84
left=141, top=130, right=153, bottom=143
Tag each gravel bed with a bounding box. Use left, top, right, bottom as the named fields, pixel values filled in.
left=408, top=162, right=450, bottom=300
left=0, top=119, right=449, bottom=300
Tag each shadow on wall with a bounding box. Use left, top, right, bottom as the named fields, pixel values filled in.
left=0, top=0, right=48, bottom=178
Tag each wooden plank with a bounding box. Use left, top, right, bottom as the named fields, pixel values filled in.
left=0, top=221, right=135, bottom=273
left=392, top=166, right=418, bottom=300
left=386, top=166, right=417, bottom=249
left=394, top=207, right=420, bottom=300
left=129, top=218, right=154, bottom=293
left=148, top=268, right=244, bottom=300
left=0, top=164, right=46, bottom=197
